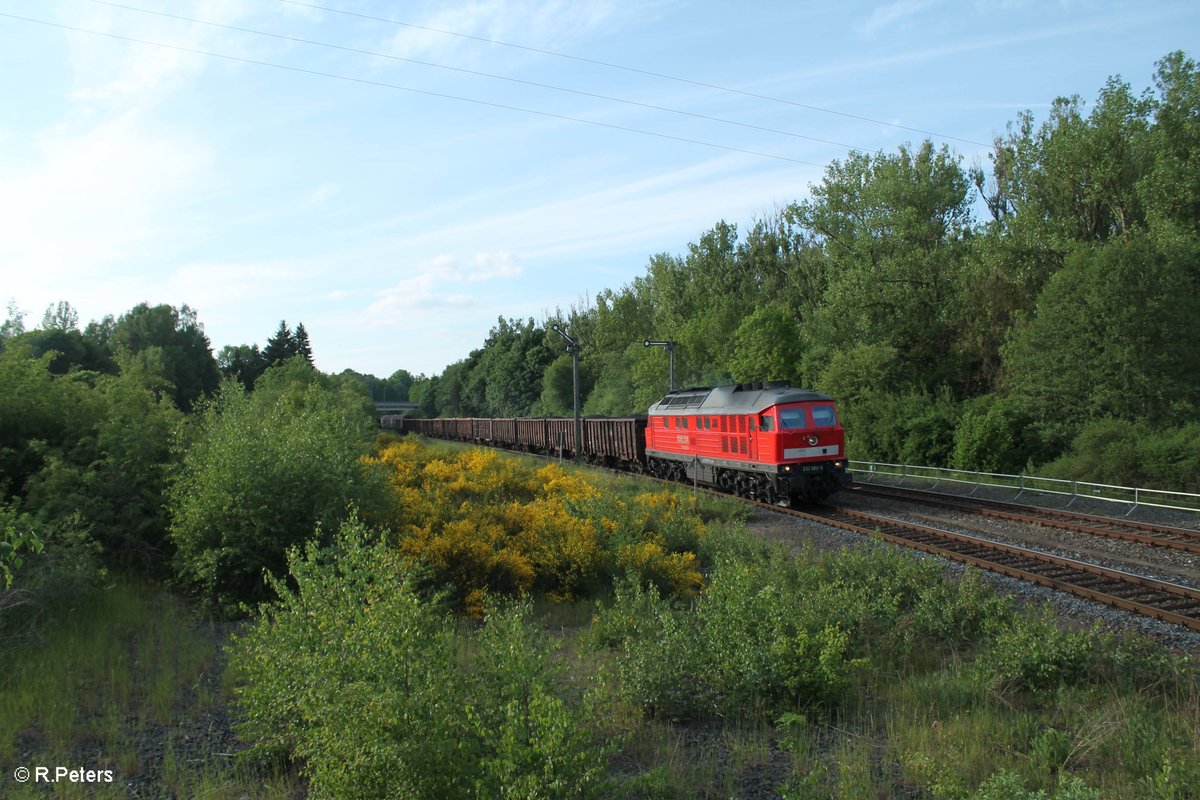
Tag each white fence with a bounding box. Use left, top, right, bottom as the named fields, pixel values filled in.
left=848, top=461, right=1200, bottom=516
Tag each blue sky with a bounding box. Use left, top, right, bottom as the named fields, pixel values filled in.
left=1, top=0, right=1196, bottom=378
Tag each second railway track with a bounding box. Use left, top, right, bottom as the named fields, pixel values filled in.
left=784, top=503, right=1200, bottom=632
left=849, top=482, right=1200, bottom=554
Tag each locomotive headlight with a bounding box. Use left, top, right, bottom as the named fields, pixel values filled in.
left=834, top=461, right=844, bottom=469
left=806, top=434, right=818, bottom=446
left=783, top=465, right=792, bottom=472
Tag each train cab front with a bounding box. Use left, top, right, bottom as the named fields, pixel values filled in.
left=762, top=401, right=851, bottom=502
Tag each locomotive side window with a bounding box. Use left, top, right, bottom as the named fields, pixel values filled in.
left=778, top=407, right=806, bottom=429
left=760, top=414, right=774, bottom=432
left=681, top=417, right=689, bottom=430
left=811, top=406, right=837, bottom=427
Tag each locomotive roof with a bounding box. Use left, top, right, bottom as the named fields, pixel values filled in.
left=648, top=381, right=832, bottom=415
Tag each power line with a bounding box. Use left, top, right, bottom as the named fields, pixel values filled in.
left=280, top=0, right=991, bottom=149
left=0, top=10, right=824, bottom=166
left=85, top=0, right=864, bottom=152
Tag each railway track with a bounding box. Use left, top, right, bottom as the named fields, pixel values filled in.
left=849, top=482, right=1200, bottom=555
left=776, top=502, right=1200, bottom=632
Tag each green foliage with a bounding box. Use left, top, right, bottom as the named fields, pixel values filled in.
left=727, top=302, right=805, bottom=385
left=974, top=609, right=1099, bottom=695
left=797, top=141, right=975, bottom=393
left=232, top=517, right=610, bottom=799
left=217, top=343, right=267, bottom=390
left=0, top=347, right=182, bottom=568
left=1003, top=233, right=1200, bottom=447
left=952, top=394, right=1041, bottom=473
left=970, top=771, right=1101, bottom=800
left=25, top=358, right=183, bottom=567
left=0, top=510, right=43, bottom=591
left=1038, top=418, right=1200, bottom=492
left=111, top=302, right=220, bottom=412
left=169, top=370, right=380, bottom=611
left=593, top=545, right=1010, bottom=722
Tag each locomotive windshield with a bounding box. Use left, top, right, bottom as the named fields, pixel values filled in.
left=777, top=404, right=838, bottom=429
left=811, top=405, right=837, bottom=427
left=778, top=407, right=806, bottom=429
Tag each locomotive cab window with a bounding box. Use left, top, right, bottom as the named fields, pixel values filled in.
left=811, top=405, right=837, bottom=427
left=778, top=407, right=806, bottom=429
left=760, top=414, right=774, bottom=432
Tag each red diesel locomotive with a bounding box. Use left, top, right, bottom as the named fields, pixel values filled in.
left=392, top=381, right=850, bottom=504
left=645, top=381, right=849, bottom=503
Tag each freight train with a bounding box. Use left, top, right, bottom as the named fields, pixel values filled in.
left=386, top=381, right=850, bottom=504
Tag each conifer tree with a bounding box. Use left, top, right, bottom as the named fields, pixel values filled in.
left=263, top=320, right=297, bottom=366
left=294, top=322, right=314, bottom=365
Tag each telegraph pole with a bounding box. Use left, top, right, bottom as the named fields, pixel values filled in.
left=643, top=338, right=676, bottom=391
left=550, top=324, right=582, bottom=461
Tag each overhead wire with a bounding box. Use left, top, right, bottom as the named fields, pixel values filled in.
left=0, top=10, right=824, bottom=166
left=85, top=0, right=866, bottom=152
left=279, top=0, right=991, bottom=149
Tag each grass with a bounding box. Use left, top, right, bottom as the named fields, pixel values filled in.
left=0, top=578, right=300, bottom=799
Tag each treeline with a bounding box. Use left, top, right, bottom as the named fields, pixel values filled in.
left=0, top=303, right=378, bottom=620
left=406, top=52, right=1200, bottom=491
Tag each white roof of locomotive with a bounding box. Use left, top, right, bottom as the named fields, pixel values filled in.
left=648, top=381, right=832, bottom=416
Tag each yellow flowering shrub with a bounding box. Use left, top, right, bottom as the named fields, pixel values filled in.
left=616, top=540, right=704, bottom=599
left=372, top=438, right=705, bottom=613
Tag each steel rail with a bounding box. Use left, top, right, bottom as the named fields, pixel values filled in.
left=780, top=504, right=1200, bottom=632
left=849, top=483, right=1200, bottom=555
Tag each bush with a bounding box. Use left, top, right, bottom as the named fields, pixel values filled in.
left=368, top=441, right=706, bottom=611
left=1039, top=418, right=1200, bottom=492
left=952, top=394, right=1041, bottom=474
left=232, top=516, right=610, bottom=799
left=594, top=545, right=1012, bottom=722
left=974, top=609, right=1099, bottom=695
left=169, top=373, right=380, bottom=612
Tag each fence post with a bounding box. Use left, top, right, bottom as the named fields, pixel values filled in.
left=1126, top=487, right=1139, bottom=517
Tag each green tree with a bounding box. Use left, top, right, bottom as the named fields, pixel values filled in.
left=1139, top=51, right=1200, bottom=234
left=0, top=300, right=26, bottom=345
left=40, top=301, right=80, bottom=331
left=727, top=303, right=805, bottom=385
left=797, top=141, right=975, bottom=394
left=111, top=303, right=219, bottom=412
left=262, top=320, right=297, bottom=366
left=294, top=322, right=314, bottom=365
left=217, top=343, right=268, bottom=391
left=1002, top=233, right=1200, bottom=450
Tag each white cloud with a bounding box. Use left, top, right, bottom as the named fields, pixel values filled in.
left=0, top=112, right=212, bottom=302
left=468, top=251, right=523, bottom=281
left=859, top=0, right=942, bottom=37
left=308, top=184, right=340, bottom=205
left=364, top=250, right=525, bottom=321
left=383, top=0, right=649, bottom=66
